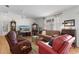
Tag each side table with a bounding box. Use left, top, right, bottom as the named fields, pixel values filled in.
left=32, top=36, right=39, bottom=44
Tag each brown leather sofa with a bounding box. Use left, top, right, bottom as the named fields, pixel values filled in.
left=46, top=30, right=60, bottom=37
left=5, top=31, right=32, bottom=54
left=38, top=30, right=60, bottom=42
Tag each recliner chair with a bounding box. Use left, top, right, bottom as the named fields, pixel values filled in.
left=37, top=34, right=75, bottom=54
left=5, top=31, right=32, bottom=54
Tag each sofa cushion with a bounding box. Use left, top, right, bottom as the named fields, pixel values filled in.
left=48, top=39, right=53, bottom=46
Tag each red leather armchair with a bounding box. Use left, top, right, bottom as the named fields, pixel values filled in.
left=5, top=31, right=32, bottom=54
left=37, top=34, right=75, bottom=54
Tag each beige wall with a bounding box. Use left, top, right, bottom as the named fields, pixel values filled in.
left=0, top=12, right=35, bottom=35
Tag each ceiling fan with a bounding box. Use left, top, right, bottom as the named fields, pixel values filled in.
left=5, top=5, right=10, bottom=8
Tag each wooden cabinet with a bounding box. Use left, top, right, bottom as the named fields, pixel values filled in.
left=10, top=20, right=16, bottom=31
left=61, top=29, right=76, bottom=36
left=32, top=23, right=39, bottom=35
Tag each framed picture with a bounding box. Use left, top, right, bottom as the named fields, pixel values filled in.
left=46, top=19, right=51, bottom=22
left=63, top=19, right=75, bottom=26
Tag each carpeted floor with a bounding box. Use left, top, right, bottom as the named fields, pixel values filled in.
left=0, top=36, right=79, bottom=54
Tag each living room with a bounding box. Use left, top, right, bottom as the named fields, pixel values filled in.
left=0, top=5, right=79, bottom=54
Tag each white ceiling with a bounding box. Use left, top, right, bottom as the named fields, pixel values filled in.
left=0, top=5, right=75, bottom=18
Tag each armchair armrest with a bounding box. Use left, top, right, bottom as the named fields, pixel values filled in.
left=37, top=41, right=57, bottom=54
left=17, top=40, right=31, bottom=46
left=17, top=40, right=31, bottom=49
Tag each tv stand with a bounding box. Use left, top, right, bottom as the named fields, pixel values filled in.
left=18, top=31, right=31, bottom=36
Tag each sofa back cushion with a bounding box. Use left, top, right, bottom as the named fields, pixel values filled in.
left=8, top=31, right=17, bottom=44
left=46, top=30, right=60, bottom=36
left=52, top=34, right=72, bottom=52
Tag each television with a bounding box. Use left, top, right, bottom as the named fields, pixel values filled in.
left=19, top=25, right=31, bottom=32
